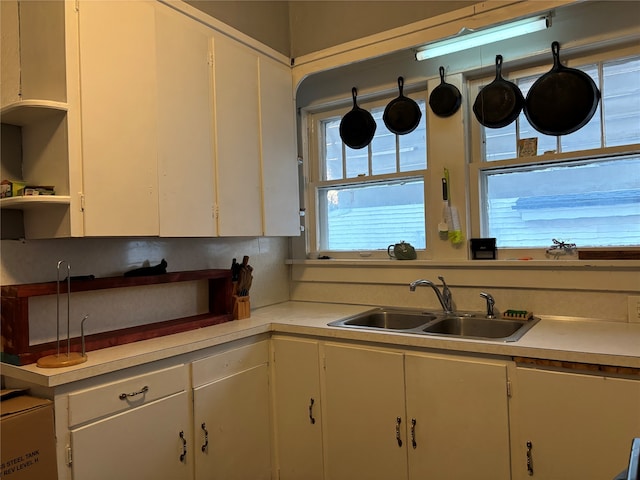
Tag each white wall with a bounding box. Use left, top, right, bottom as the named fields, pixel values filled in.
left=289, top=260, right=640, bottom=323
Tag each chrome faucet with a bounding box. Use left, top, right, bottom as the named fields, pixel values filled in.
left=480, top=292, right=496, bottom=318
left=409, top=277, right=454, bottom=314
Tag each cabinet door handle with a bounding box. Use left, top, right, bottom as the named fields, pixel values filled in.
left=526, top=441, right=534, bottom=476
left=179, top=431, right=187, bottom=462
left=119, top=385, right=149, bottom=400
left=201, top=423, right=209, bottom=452
left=309, top=398, right=316, bottom=424
left=410, top=418, right=417, bottom=449
left=395, top=417, right=403, bottom=447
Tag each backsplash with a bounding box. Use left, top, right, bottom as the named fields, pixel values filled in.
left=288, top=261, right=640, bottom=323
left=1, top=237, right=290, bottom=343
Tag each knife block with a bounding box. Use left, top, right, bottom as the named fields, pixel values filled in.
left=233, top=295, right=250, bottom=320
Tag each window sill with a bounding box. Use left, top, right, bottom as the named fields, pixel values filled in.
left=286, top=257, right=640, bottom=271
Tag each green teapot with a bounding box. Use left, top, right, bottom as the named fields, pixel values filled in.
left=387, top=241, right=417, bottom=260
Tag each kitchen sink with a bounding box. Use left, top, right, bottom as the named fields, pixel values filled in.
left=422, top=315, right=539, bottom=341
left=341, top=309, right=437, bottom=330
left=328, top=308, right=539, bottom=342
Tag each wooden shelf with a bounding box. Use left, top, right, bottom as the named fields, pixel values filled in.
left=1, top=100, right=68, bottom=126
left=1, top=269, right=233, bottom=366
left=0, top=195, right=71, bottom=210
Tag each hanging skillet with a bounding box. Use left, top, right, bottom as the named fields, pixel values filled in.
left=525, top=41, right=600, bottom=136
left=383, top=77, right=422, bottom=135
left=339, top=87, right=377, bottom=149
left=473, top=55, right=524, bottom=129
left=429, top=66, right=462, bottom=118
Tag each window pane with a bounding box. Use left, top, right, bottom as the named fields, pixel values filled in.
left=483, top=157, right=640, bottom=247
left=321, top=96, right=427, bottom=179
left=318, top=179, right=426, bottom=251
left=323, top=118, right=343, bottom=180
left=370, top=108, right=397, bottom=176
left=560, top=65, right=602, bottom=153
left=603, top=57, right=640, bottom=147
left=399, top=99, right=427, bottom=171
left=345, top=145, right=369, bottom=178
left=484, top=124, right=517, bottom=161
left=485, top=57, right=640, bottom=160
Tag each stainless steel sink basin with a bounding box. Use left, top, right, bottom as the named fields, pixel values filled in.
left=328, top=308, right=539, bottom=342
left=341, top=310, right=437, bottom=330
left=329, top=308, right=436, bottom=330
left=421, top=315, right=539, bottom=342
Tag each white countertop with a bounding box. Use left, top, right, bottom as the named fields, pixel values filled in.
left=2, top=301, right=639, bottom=388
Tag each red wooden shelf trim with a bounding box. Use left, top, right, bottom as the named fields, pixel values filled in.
left=1, top=269, right=233, bottom=366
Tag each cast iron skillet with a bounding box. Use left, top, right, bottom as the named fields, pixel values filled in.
left=383, top=77, right=422, bottom=135
left=473, top=55, right=524, bottom=129
left=525, top=41, right=601, bottom=136
left=339, top=87, right=377, bottom=149
left=429, top=66, right=462, bottom=117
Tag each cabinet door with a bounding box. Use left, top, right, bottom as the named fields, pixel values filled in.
left=78, top=1, right=159, bottom=236
left=212, top=34, right=262, bottom=236
left=405, top=353, right=511, bottom=480
left=272, top=336, right=323, bottom=480
left=513, top=367, right=640, bottom=480
left=70, top=392, right=191, bottom=480
left=155, top=5, right=216, bottom=237
left=193, top=364, right=271, bottom=480
left=259, top=57, right=300, bottom=237
left=322, top=343, right=407, bottom=480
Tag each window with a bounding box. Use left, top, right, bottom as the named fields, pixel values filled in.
left=472, top=54, right=640, bottom=248
left=310, top=93, right=428, bottom=253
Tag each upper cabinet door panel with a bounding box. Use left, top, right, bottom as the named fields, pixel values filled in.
left=212, top=34, right=262, bottom=236
left=155, top=5, right=216, bottom=237
left=259, top=57, right=300, bottom=237
left=78, top=1, right=159, bottom=236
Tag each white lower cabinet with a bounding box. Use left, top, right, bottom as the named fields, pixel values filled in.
left=322, top=342, right=407, bottom=480
left=511, top=366, right=640, bottom=480
left=315, top=341, right=512, bottom=480
left=70, top=392, right=191, bottom=480
left=63, top=340, right=272, bottom=480
left=405, top=352, right=512, bottom=479
left=67, top=364, right=192, bottom=480
left=38, top=334, right=639, bottom=480
left=272, top=336, right=324, bottom=480
left=192, top=340, right=272, bottom=480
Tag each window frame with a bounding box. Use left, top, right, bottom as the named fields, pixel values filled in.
left=301, top=44, right=639, bottom=262
left=305, top=88, right=430, bottom=259
left=467, top=44, right=640, bottom=255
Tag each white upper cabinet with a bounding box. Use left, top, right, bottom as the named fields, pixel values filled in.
left=1, top=0, right=298, bottom=238
left=259, top=57, right=300, bottom=237
left=212, top=34, right=263, bottom=237
left=212, top=33, right=300, bottom=237
left=155, top=4, right=217, bottom=237
left=77, top=0, right=160, bottom=236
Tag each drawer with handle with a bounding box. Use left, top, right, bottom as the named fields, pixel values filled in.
left=68, top=364, right=187, bottom=427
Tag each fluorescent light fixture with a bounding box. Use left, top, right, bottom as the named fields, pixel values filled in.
left=415, top=16, right=550, bottom=61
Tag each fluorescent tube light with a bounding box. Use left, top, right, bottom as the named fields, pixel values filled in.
left=415, top=16, right=550, bottom=61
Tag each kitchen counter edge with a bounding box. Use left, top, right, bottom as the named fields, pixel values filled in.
left=1, top=301, right=638, bottom=387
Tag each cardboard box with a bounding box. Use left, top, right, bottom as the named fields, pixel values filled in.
left=0, top=180, right=26, bottom=198
left=1, top=389, right=58, bottom=480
